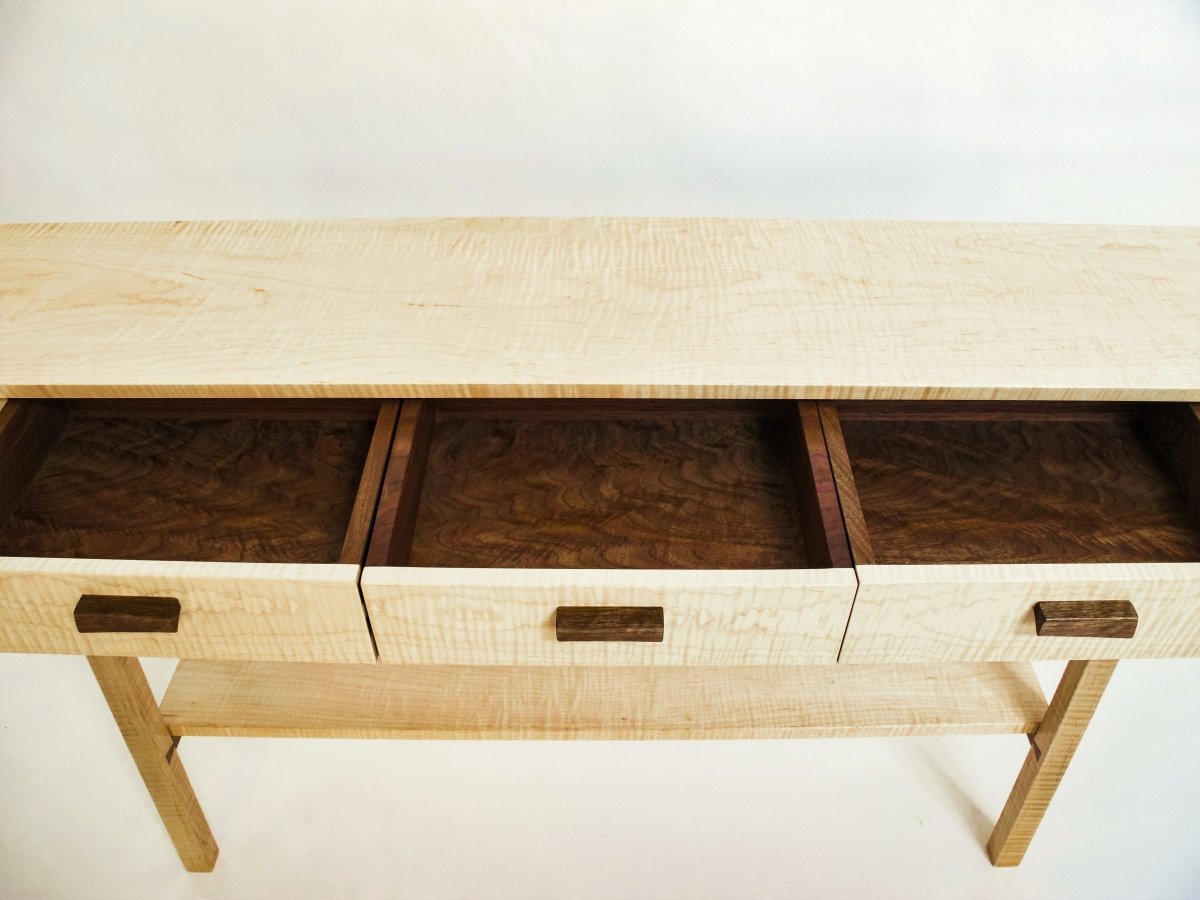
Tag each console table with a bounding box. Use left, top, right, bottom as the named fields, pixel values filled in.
left=1, top=218, right=1197, bottom=872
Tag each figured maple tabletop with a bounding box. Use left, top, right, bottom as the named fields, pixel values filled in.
left=1, top=218, right=1197, bottom=400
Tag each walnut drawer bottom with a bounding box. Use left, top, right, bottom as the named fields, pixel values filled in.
left=159, top=661, right=1048, bottom=740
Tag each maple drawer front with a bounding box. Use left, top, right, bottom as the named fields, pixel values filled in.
left=839, top=563, right=1200, bottom=663
left=362, top=568, right=856, bottom=665
left=361, top=399, right=857, bottom=665
left=0, top=558, right=374, bottom=662
left=0, top=399, right=392, bottom=662
left=822, top=401, right=1200, bottom=662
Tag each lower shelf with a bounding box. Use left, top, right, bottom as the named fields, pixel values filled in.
left=160, top=662, right=1047, bottom=740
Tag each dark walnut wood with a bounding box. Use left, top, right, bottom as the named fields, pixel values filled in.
left=338, top=401, right=401, bottom=565
left=829, top=404, right=1200, bottom=565
left=75, top=595, right=182, bottom=633
left=0, top=400, right=70, bottom=528
left=555, top=606, right=665, bottom=642
left=1033, top=600, right=1138, bottom=639
left=0, top=407, right=376, bottom=564
left=404, top=402, right=821, bottom=569
left=365, top=400, right=436, bottom=567
left=64, top=399, right=381, bottom=421
left=790, top=402, right=854, bottom=568
left=818, top=403, right=876, bottom=565
left=1140, top=403, right=1200, bottom=525
left=831, top=401, right=1141, bottom=423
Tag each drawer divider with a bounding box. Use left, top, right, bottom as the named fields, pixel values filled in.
left=366, top=400, right=436, bottom=567
left=815, top=403, right=874, bottom=566
left=790, top=402, right=855, bottom=568
left=338, top=400, right=402, bottom=566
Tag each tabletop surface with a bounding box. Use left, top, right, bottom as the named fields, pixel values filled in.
left=1, top=218, right=1197, bottom=400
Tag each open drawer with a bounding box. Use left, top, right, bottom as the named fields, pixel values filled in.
left=824, top=402, right=1200, bottom=663
left=361, top=401, right=857, bottom=665
left=0, top=399, right=392, bottom=662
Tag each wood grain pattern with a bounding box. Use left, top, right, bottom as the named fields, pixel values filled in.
left=88, top=656, right=218, bottom=871
left=834, top=408, right=1200, bottom=565
left=3, top=219, right=1198, bottom=401
left=792, top=402, right=854, bottom=568
left=407, top=404, right=815, bottom=569
left=338, top=400, right=400, bottom=565
left=988, top=660, right=1117, bottom=866
left=0, top=399, right=69, bottom=528
left=0, top=410, right=375, bottom=564
left=0, top=558, right=376, bottom=662
left=361, top=567, right=856, bottom=665
left=159, top=660, right=1048, bottom=740
left=555, top=606, right=664, bottom=642
left=817, top=402, right=874, bottom=565
left=829, top=402, right=1200, bottom=662
left=840, top=563, right=1200, bottom=662
left=364, top=400, right=434, bottom=567
left=74, top=595, right=181, bottom=634
left=1033, top=600, right=1138, bottom=639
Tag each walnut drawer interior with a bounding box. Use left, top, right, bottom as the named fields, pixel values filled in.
left=0, top=400, right=392, bottom=565
left=367, top=400, right=850, bottom=570
left=824, top=402, right=1200, bottom=566
left=13, top=397, right=1193, bottom=573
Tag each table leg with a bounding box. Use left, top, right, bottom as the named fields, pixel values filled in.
left=987, top=659, right=1117, bottom=866
left=87, top=656, right=218, bottom=872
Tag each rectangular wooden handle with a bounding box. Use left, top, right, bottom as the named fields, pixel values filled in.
left=74, top=595, right=182, bottom=634
left=555, top=606, right=664, bottom=642
left=1033, top=600, right=1137, bottom=639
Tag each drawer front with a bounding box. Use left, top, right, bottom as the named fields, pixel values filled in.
left=839, top=563, right=1200, bottom=663
left=361, top=568, right=857, bottom=665
left=0, top=557, right=377, bottom=662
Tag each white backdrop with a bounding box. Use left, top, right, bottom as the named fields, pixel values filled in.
left=3, top=0, right=1199, bottom=222
left=1, top=2, right=1199, bottom=898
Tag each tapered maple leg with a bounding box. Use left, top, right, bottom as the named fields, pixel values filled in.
left=987, top=659, right=1116, bottom=866
left=88, top=656, right=218, bottom=872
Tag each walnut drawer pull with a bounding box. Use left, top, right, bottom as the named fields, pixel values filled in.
left=74, top=595, right=182, bottom=634
left=555, top=606, right=664, bottom=642
left=1033, top=600, right=1138, bottom=639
